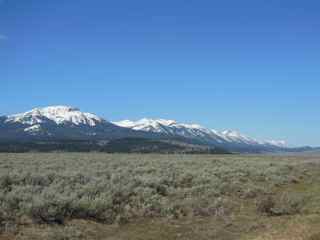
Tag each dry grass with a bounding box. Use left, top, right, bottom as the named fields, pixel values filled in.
left=248, top=215, right=320, bottom=240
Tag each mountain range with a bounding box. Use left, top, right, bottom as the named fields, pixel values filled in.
left=114, top=118, right=287, bottom=148
left=0, top=106, right=311, bottom=153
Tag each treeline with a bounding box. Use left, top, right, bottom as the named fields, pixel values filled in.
left=0, top=138, right=230, bottom=154
left=0, top=140, right=100, bottom=153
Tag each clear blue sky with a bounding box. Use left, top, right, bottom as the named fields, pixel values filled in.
left=1, top=0, right=319, bottom=146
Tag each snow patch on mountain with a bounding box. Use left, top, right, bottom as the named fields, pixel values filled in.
left=24, top=124, right=42, bottom=133
left=264, top=140, right=287, bottom=147
left=220, top=130, right=260, bottom=145
left=114, top=118, right=177, bottom=133
left=6, top=106, right=103, bottom=126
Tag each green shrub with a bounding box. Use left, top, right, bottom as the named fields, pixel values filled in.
left=257, top=193, right=305, bottom=216
left=271, top=192, right=305, bottom=216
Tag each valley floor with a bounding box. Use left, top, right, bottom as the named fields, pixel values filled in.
left=0, top=153, right=319, bottom=240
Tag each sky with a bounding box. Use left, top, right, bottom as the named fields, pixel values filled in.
left=0, top=0, right=319, bottom=146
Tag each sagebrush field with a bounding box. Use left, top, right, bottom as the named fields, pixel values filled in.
left=0, top=153, right=319, bottom=240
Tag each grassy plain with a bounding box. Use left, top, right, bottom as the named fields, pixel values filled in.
left=0, top=153, right=319, bottom=240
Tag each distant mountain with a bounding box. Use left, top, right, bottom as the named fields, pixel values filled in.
left=0, top=106, right=313, bottom=153
left=0, top=106, right=227, bottom=153
left=114, top=118, right=287, bottom=152
left=0, top=106, right=153, bottom=141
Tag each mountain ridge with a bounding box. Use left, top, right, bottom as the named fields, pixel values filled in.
left=114, top=118, right=287, bottom=148
left=0, top=106, right=312, bottom=153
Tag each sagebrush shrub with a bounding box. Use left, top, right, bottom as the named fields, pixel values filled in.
left=0, top=153, right=307, bottom=225
left=256, top=196, right=275, bottom=215
left=256, top=193, right=305, bottom=216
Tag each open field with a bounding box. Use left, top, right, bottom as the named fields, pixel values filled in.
left=0, top=153, right=320, bottom=240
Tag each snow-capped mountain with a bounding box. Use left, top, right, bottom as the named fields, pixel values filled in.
left=114, top=119, right=224, bottom=143
left=114, top=118, right=287, bottom=149
left=0, top=106, right=153, bottom=141
left=0, top=106, right=292, bottom=152
left=6, top=106, right=103, bottom=128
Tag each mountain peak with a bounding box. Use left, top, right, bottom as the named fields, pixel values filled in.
left=7, top=106, right=103, bottom=126
left=114, top=118, right=178, bottom=134
left=265, top=140, right=287, bottom=147
left=39, top=105, right=80, bottom=113
left=139, top=118, right=177, bottom=126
